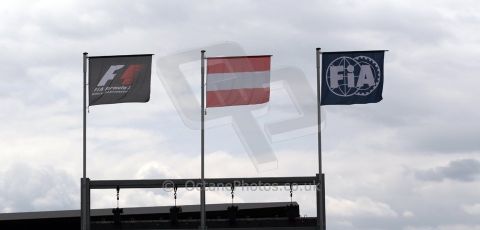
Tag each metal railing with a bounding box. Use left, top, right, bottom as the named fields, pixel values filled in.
left=81, top=174, right=325, bottom=230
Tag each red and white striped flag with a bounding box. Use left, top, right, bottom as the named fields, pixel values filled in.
left=206, top=55, right=271, bottom=107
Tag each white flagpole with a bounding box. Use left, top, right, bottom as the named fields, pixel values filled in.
left=316, top=48, right=326, bottom=230
left=200, top=50, right=206, bottom=229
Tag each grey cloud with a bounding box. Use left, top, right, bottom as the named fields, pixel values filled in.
left=415, top=159, right=480, bottom=182
left=408, top=124, right=480, bottom=154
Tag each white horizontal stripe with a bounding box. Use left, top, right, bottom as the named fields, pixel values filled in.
left=206, top=71, right=270, bottom=91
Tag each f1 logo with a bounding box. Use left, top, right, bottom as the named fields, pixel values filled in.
left=97, top=64, right=144, bottom=87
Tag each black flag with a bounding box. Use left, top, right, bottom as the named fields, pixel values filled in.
left=88, top=54, right=152, bottom=106
left=321, top=51, right=384, bottom=105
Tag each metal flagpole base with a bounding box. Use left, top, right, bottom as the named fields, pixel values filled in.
left=200, top=185, right=206, bottom=230
left=81, top=178, right=90, bottom=230
left=316, top=173, right=326, bottom=230
left=322, top=173, right=326, bottom=230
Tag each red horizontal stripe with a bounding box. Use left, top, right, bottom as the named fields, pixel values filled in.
left=207, top=56, right=271, bottom=74
left=207, top=55, right=272, bottom=60
left=207, top=88, right=270, bottom=107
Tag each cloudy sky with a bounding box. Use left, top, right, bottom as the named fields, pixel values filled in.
left=0, top=0, right=479, bottom=229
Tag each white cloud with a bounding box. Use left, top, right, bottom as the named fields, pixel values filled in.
left=0, top=1, right=480, bottom=230
left=327, top=196, right=398, bottom=218
left=404, top=225, right=480, bottom=230
left=0, top=163, right=78, bottom=212
left=403, top=211, right=415, bottom=218
left=462, top=203, right=480, bottom=216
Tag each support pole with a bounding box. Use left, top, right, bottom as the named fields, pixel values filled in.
left=316, top=48, right=326, bottom=230
left=200, top=50, right=206, bottom=229
left=322, top=173, right=326, bottom=229
left=81, top=52, right=89, bottom=230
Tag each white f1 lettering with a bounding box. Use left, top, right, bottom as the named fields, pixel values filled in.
left=97, top=65, right=124, bottom=87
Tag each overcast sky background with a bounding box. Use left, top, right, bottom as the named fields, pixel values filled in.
left=0, top=0, right=479, bottom=229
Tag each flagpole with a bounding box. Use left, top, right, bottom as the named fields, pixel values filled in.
left=83, top=52, right=88, bottom=180
left=316, top=48, right=326, bottom=230
left=81, top=52, right=88, bottom=230
left=200, top=50, right=206, bottom=229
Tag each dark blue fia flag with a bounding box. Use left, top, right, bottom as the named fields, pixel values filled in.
left=321, top=51, right=385, bottom=105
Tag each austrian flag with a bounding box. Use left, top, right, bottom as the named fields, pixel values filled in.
left=206, top=55, right=271, bottom=107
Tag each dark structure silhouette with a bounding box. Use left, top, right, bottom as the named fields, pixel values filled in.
left=0, top=202, right=317, bottom=229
